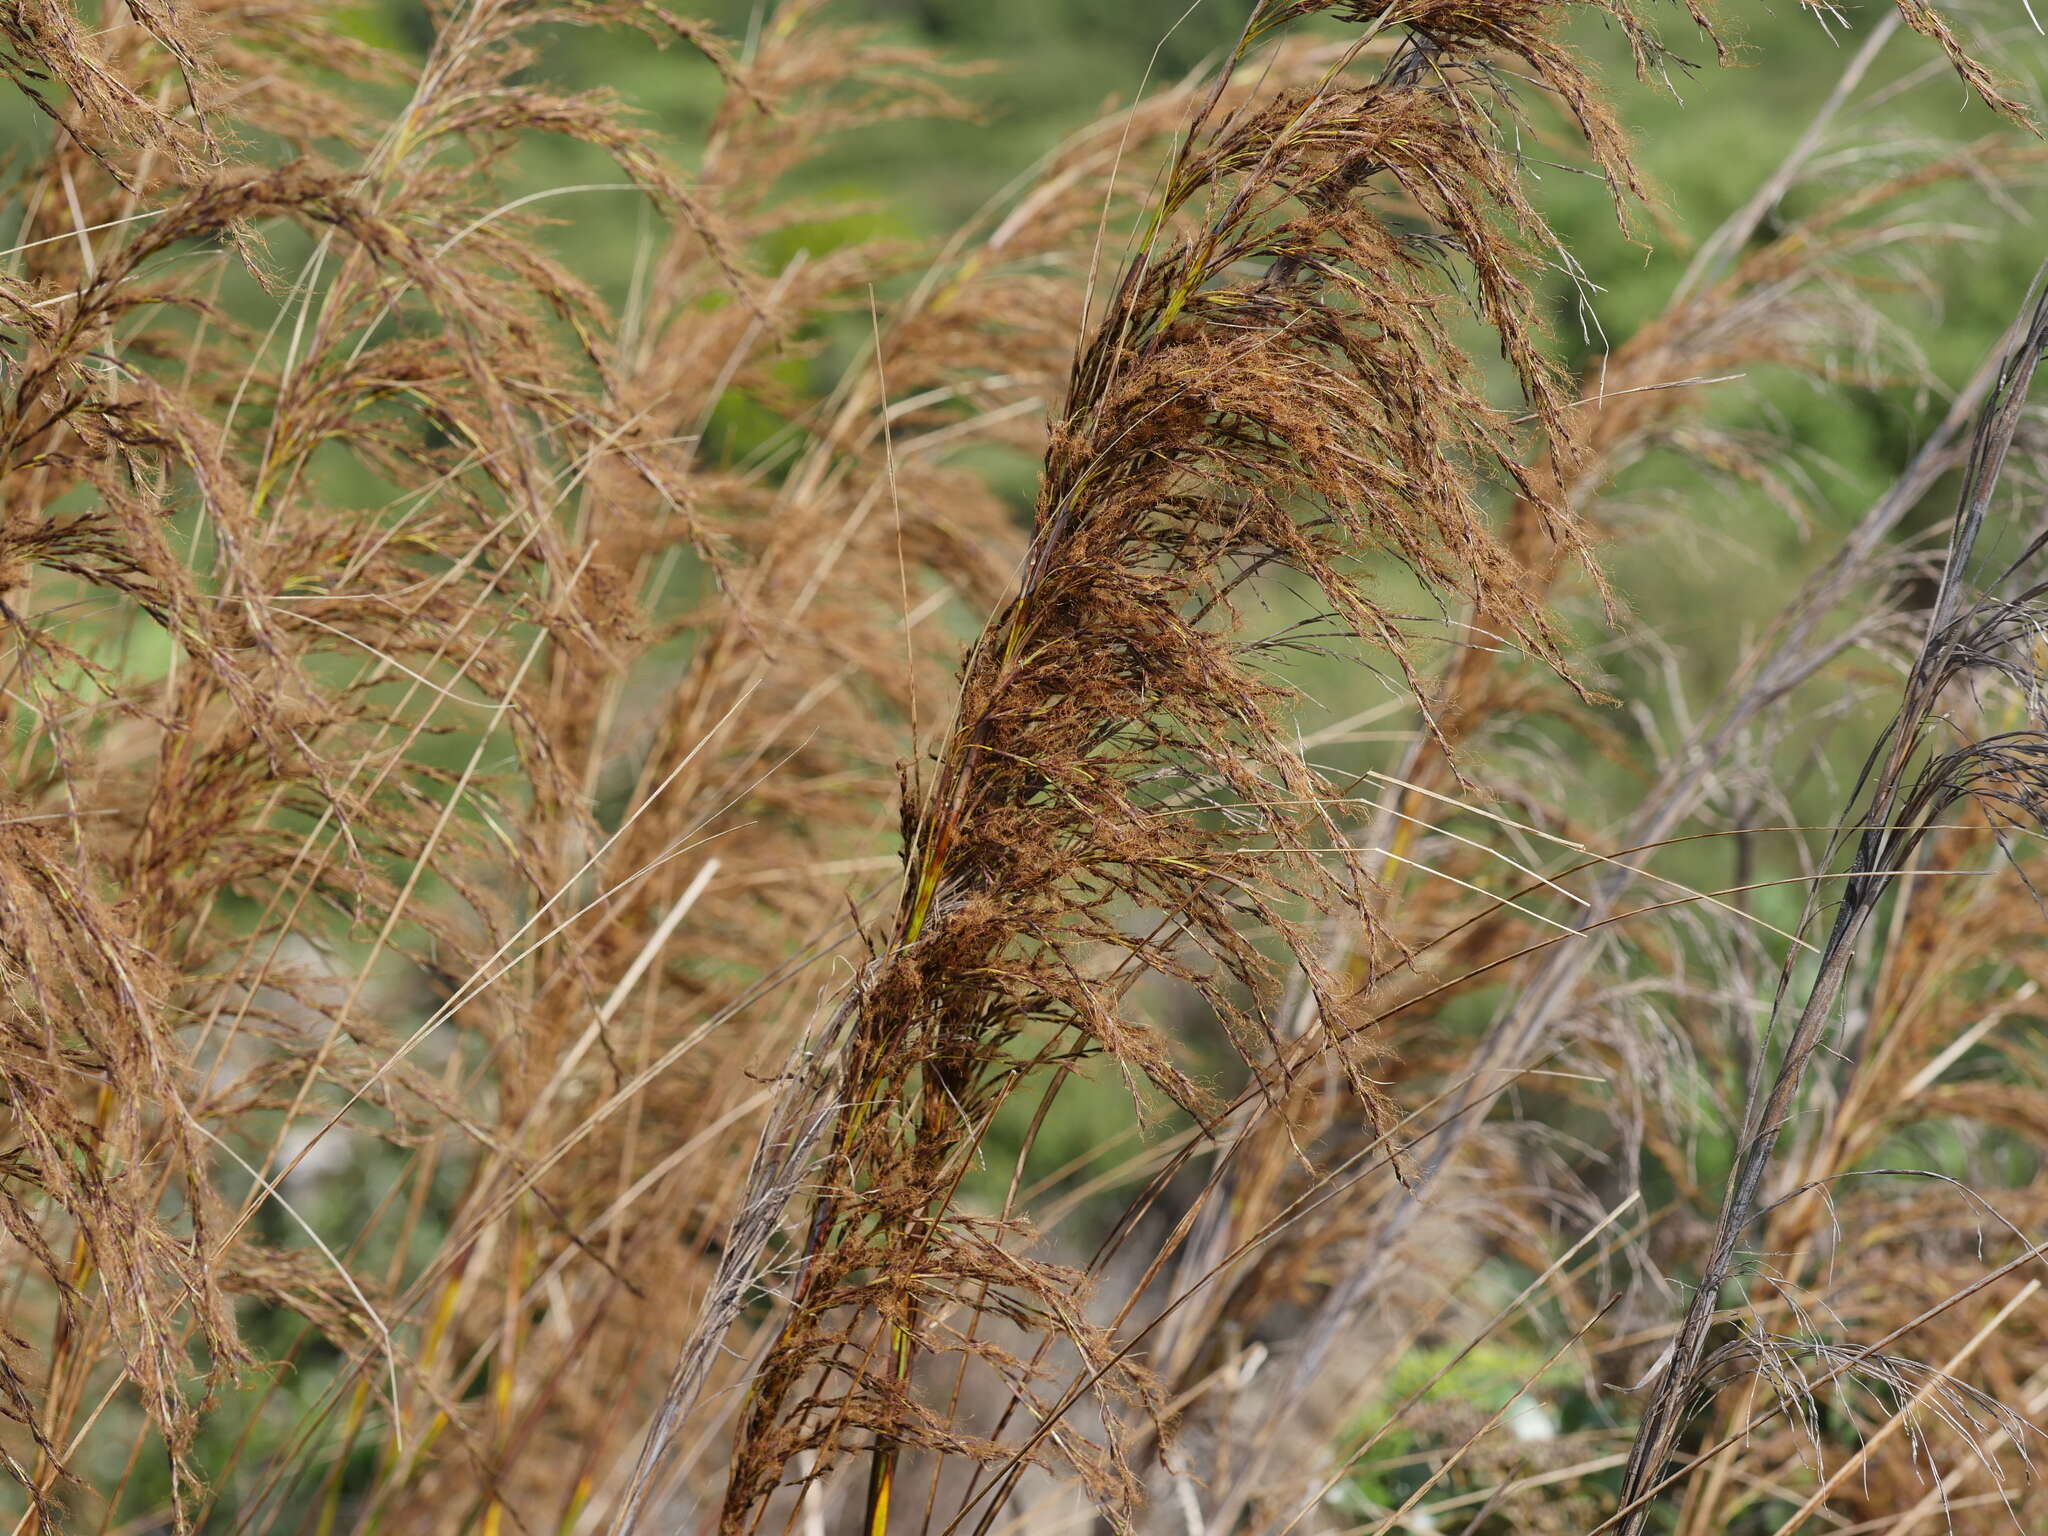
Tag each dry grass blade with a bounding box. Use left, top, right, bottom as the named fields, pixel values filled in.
left=1612, top=277, right=2048, bottom=1535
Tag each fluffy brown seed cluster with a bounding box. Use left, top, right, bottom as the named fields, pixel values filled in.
left=715, top=3, right=1727, bottom=1530
left=0, top=0, right=992, bottom=1525
left=3, top=1, right=2045, bottom=1534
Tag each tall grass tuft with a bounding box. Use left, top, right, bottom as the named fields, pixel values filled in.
left=2, top=2, right=2047, bottom=1535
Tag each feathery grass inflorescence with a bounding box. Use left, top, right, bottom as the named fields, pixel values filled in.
left=2, top=1, right=2046, bottom=1533
left=709, top=3, right=1747, bottom=1530
left=0, top=0, right=861, bottom=1524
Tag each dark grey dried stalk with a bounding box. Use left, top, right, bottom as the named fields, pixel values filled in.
left=1612, top=275, right=2048, bottom=1535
